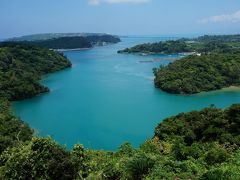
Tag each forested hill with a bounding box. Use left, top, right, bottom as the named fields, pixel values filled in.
left=154, top=52, right=240, bottom=94
left=0, top=43, right=71, bottom=100
left=118, top=34, right=240, bottom=54
left=6, top=34, right=121, bottom=50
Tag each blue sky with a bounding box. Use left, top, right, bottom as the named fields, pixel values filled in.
left=0, top=0, right=240, bottom=38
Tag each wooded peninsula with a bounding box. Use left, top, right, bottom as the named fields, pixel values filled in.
left=118, top=34, right=240, bottom=54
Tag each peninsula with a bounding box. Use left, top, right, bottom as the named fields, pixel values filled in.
left=119, top=34, right=240, bottom=94
left=118, top=34, right=240, bottom=54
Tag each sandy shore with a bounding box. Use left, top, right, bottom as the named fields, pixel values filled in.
left=220, top=86, right=240, bottom=92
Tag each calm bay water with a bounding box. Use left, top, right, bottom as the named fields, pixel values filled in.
left=13, top=36, right=240, bottom=150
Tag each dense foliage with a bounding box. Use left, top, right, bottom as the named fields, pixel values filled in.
left=154, top=52, right=240, bottom=94
left=0, top=99, right=32, bottom=154
left=155, top=104, right=240, bottom=146
left=195, top=34, right=240, bottom=43
left=118, top=40, right=189, bottom=54
left=85, top=35, right=121, bottom=45
left=1, top=105, right=240, bottom=179
left=0, top=43, right=71, bottom=100
left=0, top=137, right=76, bottom=179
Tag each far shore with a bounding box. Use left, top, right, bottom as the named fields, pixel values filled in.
left=53, top=47, right=92, bottom=52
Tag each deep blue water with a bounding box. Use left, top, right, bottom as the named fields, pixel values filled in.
left=13, top=37, right=240, bottom=150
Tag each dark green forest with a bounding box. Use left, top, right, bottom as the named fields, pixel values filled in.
left=1, top=37, right=240, bottom=179
left=154, top=52, right=240, bottom=94
left=118, top=40, right=189, bottom=54
left=0, top=43, right=71, bottom=100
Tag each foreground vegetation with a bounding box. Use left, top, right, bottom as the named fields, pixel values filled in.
left=1, top=104, right=240, bottom=179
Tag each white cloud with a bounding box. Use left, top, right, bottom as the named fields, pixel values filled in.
left=199, top=10, right=240, bottom=24
left=88, top=0, right=150, bottom=5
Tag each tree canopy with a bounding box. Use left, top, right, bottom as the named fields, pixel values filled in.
left=0, top=43, right=71, bottom=100
left=154, top=52, right=240, bottom=94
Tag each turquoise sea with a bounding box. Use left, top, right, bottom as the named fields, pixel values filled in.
left=13, top=36, right=240, bottom=150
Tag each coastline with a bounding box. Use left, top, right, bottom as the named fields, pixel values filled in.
left=53, top=47, right=92, bottom=52
left=118, top=51, right=192, bottom=57
left=52, top=42, right=120, bottom=52
left=195, top=86, right=240, bottom=96
left=158, top=85, right=240, bottom=97
left=220, top=86, right=240, bottom=92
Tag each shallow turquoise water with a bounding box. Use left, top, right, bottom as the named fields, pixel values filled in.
left=13, top=37, right=240, bottom=150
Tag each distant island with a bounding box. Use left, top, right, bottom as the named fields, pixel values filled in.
left=118, top=34, right=240, bottom=54
left=118, top=40, right=190, bottom=54
left=4, top=33, right=121, bottom=50
left=7, top=33, right=120, bottom=41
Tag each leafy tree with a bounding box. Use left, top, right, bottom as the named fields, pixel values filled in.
left=0, top=137, right=76, bottom=180
left=126, top=152, right=156, bottom=179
